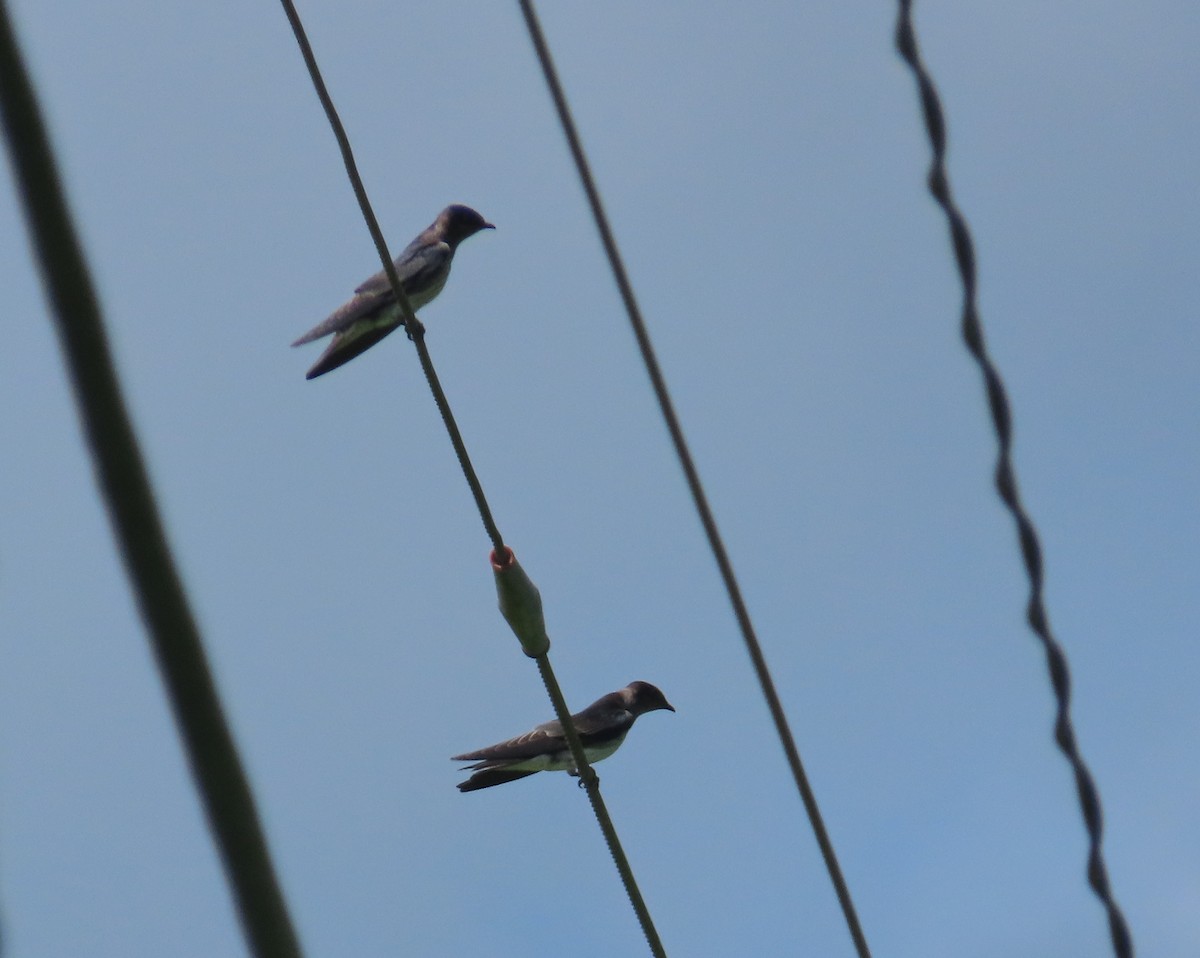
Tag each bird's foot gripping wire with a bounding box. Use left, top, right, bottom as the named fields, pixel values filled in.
left=569, top=768, right=598, bottom=789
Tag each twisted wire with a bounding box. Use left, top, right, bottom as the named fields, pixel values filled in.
left=894, top=5, right=1134, bottom=955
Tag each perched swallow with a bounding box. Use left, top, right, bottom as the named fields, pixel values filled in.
left=453, top=681, right=675, bottom=792
left=292, top=204, right=494, bottom=379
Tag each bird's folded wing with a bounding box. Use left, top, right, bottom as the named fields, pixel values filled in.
left=453, top=707, right=637, bottom=764
left=452, top=719, right=567, bottom=763
left=291, top=290, right=393, bottom=346
left=570, top=704, right=631, bottom=738
left=352, top=239, right=449, bottom=297
left=292, top=241, right=451, bottom=346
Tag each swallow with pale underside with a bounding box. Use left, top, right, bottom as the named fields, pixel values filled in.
left=453, top=681, right=675, bottom=792
left=292, top=204, right=493, bottom=379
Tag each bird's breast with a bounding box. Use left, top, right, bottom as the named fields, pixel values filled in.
left=405, top=266, right=449, bottom=313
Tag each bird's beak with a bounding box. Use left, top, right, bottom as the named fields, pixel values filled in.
left=663, top=701, right=676, bottom=712
left=484, top=222, right=496, bottom=230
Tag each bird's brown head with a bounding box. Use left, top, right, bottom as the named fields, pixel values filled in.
left=437, top=204, right=495, bottom=247
left=624, top=681, right=675, bottom=716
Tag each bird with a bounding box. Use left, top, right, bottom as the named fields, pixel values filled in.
left=291, top=204, right=494, bottom=379
left=453, top=681, right=675, bottom=792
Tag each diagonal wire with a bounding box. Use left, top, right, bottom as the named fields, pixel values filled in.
left=534, top=656, right=668, bottom=958
left=0, top=4, right=303, bottom=957
left=277, top=0, right=504, bottom=556
left=894, top=4, right=1134, bottom=956
left=276, top=5, right=667, bottom=954
left=515, top=4, right=872, bottom=957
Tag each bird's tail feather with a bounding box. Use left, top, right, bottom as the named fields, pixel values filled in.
left=304, top=325, right=399, bottom=379
left=457, top=768, right=539, bottom=792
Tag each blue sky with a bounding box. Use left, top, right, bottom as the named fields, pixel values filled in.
left=2, top=2, right=1197, bottom=956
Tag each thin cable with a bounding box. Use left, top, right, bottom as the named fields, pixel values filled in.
left=0, top=5, right=302, bottom=957
left=277, top=0, right=505, bottom=556
left=894, top=5, right=1134, bottom=956
left=515, top=4, right=872, bottom=957
left=490, top=550, right=665, bottom=951
left=534, top=657, right=668, bottom=958
left=277, top=6, right=667, bottom=953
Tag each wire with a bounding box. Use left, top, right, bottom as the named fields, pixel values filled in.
left=515, top=4, right=873, bottom=957
left=490, top=547, right=668, bottom=952
left=893, top=4, right=1135, bottom=956
left=277, top=0, right=505, bottom=557
left=0, top=4, right=303, bottom=957
left=276, top=4, right=668, bottom=953
left=535, top=657, right=668, bottom=958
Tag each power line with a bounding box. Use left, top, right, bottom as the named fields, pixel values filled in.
left=515, top=4, right=873, bottom=958
left=276, top=5, right=667, bottom=954
left=0, top=4, right=303, bottom=957
left=489, top=549, right=668, bottom=958
left=894, top=4, right=1135, bottom=956
left=275, top=0, right=503, bottom=556
left=535, top=655, right=668, bottom=958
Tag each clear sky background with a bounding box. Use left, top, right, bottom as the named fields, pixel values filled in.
left=2, top=2, right=1197, bottom=956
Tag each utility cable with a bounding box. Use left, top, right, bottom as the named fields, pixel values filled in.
left=516, top=4, right=872, bottom=957
left=277, top=0, right=504, bottom=556
left=894, top=4, right=1134, bottom=956
left=278, top=6, right=667, bottom=954
left=0, top=4, right=303, bottom=957
left=535, top=654, right=668, bottom=958
left=491, top=546, right=667, bottom=956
